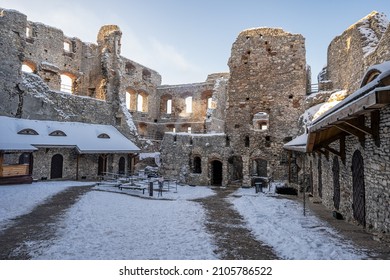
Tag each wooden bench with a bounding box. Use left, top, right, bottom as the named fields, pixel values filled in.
left=118, top=183, right=146, bottom=194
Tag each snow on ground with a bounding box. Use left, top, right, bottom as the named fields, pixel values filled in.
left=0, top=181, right=94, bottom=229
left=0, top=181, right=369, bottom=260
left=32, top=187, right=217, bottom=260
left=229, top=186, right=368, bottom=260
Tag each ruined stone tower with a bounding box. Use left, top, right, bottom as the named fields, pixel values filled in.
left=225, top=28, right=306, bottom=185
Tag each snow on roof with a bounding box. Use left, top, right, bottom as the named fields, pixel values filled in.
left=283, top=133, right=308, bottom=152
left=312, top=61, right=390, bottom=125
left=0, top=116, right=140, bottom=154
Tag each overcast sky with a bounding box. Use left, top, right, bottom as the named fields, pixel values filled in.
left=1, top=0, right=390, bottom=85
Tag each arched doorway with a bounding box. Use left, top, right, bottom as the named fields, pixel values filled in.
left=50, top=154, right=63, bottom=179
left=352, top=150, right=366, bottom=227
left=210, top=160, right=223, bottom=186
left=332, top=156, right=340, bottom=210
left=118, top=157, right=125, bottom=175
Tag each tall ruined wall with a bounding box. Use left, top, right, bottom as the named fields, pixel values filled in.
left=0, top=9, right=26, bottom=117
left=205, top=74, right=229, bottom=133
left=226, top=28, right=306, bottom=183
left=326, top=11, right=389, bottom=93
left=0, top=7, right=163, bottom=147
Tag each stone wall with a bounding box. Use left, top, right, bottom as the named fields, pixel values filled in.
left=226, top=28, right=307, bottom=184
left=0, top=7, right=165, bottom=150
left=160, top=133, right=228, bottom=185
left=306, top=105, right=390, bottom=234
left=326, top=11, right=390, bottom=93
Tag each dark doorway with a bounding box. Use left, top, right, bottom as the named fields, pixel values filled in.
left=352, top=150, right=366, bottom=227
left=252, top=158, right=267, bottom=177
left=98, top=155, right=107, bottom=176
left=332, top=156, right=340, bottom=210
left=50, top=154, right=63, bottom=179
left=228, top=156, right=243, bottom=182
left=211, top=160, right=223, bottom=186
left=118, top=157, right=125, bottom=175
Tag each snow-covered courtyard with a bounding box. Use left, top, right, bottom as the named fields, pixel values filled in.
left=0, top=181, right=369, bottom=260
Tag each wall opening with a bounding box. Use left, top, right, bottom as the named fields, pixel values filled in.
left=193, top=156, right=202, bottom=174
left=119, top=157, right=126, bottom=175
left=21, top=62, right=35, bottom=73
left=60, top=73, right=74, bottom=93
left=210, top=160, right=223, bottom=186
left=252, top=158, right=267, bottom=177
left=253, top=112, right=269, bottom=131
left=137, top=91, right=149, bottom=112
left=50, top=154, right=63, bottom=179
left=352, top=150, right=366, bottom=226
left=228, top=156, right=243, bottom=182
left=185, top=96, right=193, bottom=113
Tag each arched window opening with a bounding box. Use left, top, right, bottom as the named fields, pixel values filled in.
left=18, top=128, right=38, bottom=135
left=185, top=96, right=193, bottom=113
left=98, top=133, right=110, bottom=139
left=60, top=74, right=74, bottom=93
left=187, top=126, right=192, bottom=134
left=193, top=156, right=202, bottom=174
left=49, top=130, right=67, bottom=136
left=253, top=112, right=269, bottom=131
left=137, top=91, right=149, bottom=112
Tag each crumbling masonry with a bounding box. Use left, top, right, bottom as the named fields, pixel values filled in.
left=1, top=8, right=390, bottom=235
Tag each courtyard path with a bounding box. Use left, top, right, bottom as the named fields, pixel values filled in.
left=0, top=185, right=94, bottom=259
left=194, top=187, right=279, bottom=260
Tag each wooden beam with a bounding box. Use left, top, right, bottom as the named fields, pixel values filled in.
left=334, top=123, right=365, bottom=141
left=343, top=116, right=373, bottom=135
